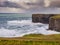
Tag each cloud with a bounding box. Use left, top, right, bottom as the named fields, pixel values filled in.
left=49, top=0, right=60, bottom=7
left=0, top=0, right=60, bottom=13
left=44, top=0, right=51, bottom=7
left=25, top=8, right=60, bottom=14
left=0, top=0, right=44, bottom=9
left=0, top=1, right=24, bottom=8
left=17, top=0, right=44, bottom=9
left=0, top=7, right=26, bottom=13
left=0, top=0, right=45, bottom=13
left=0, top=0, right=60, bottom=8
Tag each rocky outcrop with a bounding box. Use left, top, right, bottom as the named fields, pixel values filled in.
left=32, top=14, right=54, bottom=24
left=49, top=15, right=60, bottom=32
left=32, top=14, right=60, bottom=32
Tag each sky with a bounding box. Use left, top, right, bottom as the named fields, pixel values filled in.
left=0, top=0, right=60, bottom=13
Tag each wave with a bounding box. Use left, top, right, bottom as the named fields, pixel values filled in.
left=0, top=20, right=60, bottom=37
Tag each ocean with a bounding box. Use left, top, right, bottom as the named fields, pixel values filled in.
left=0, top=13, right=60, bottom=37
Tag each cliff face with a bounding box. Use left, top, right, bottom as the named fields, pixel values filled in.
left=32, top=14, right=60, bottom=32
left=49, top=15, right=60, bottom=32
left=32, top=14, right=54, bottom=23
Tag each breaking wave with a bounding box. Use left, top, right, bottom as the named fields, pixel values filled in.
left=0, top=20, right=60, bottom=37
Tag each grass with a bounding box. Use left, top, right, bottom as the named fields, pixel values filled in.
left=50, top=15, right=60, bottom=19
left=0, top=34, right=60, bottom=45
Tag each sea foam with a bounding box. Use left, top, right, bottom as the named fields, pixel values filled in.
left=0, top=20, right=60, bottom=37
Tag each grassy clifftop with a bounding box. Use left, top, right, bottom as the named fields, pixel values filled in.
left=50, top=15, right=60, bottom=19
left=0, top=34, right=60, bottom=45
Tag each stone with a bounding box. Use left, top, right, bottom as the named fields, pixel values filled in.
left=32, top=14, right=54, bottom=24
left=49, top=15, right=60, bottom=32
left=32, top=14, right=60, bottom=32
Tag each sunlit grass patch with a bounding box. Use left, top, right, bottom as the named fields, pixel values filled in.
left=0, top=34, right=60, bottom=45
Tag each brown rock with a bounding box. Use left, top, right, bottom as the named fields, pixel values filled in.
left=32, top=14, right=60, bottom=32
left=32, top=14, right=54, bottom=24
left=49, top=15, right=60, bottom=32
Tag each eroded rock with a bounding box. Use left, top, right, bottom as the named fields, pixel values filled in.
left=49, top=15, right=60, bottom=32
left=32, top=14, right=54, bottom=24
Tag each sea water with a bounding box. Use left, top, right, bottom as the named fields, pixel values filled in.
left=0, top=13, right=60, bottom=37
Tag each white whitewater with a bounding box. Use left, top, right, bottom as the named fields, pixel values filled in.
left=0, top=20, right=60, bottom=37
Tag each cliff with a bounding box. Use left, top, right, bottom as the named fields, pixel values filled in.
left=32, top=14, right=60, bottom=32
left=49, top=15, right=60, bottom=32
left=32, top=14, right=54, bottom=24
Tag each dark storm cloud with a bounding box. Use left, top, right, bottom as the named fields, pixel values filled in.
left=25, top=0, right=44, bottom=6
left=0, top=0, right=60, bottom=8
left=0, top=0, right=60, bottom=13
left=0, top=1, right=24, bottom=8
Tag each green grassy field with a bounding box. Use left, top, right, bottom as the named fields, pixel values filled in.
left=0, top=34, right=60, bottom=45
